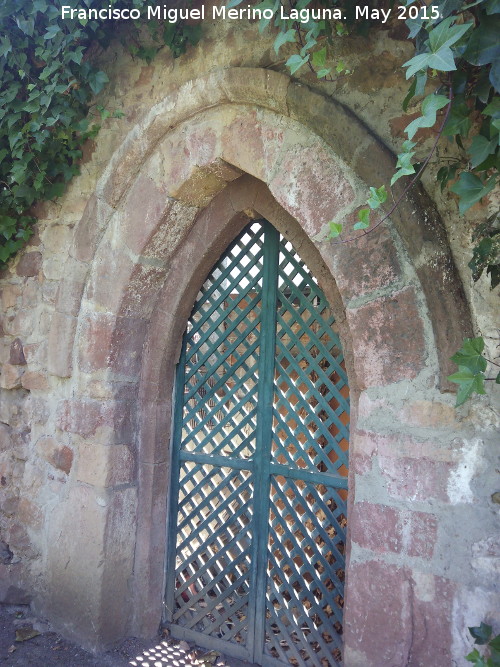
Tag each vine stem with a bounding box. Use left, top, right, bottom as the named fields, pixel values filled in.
left=331, top=83, right=454, bottom=245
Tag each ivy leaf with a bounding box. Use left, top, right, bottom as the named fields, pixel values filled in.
left=353, top=208, right=370, bottom=230
left=88, top=70, right=109, bottom=95
left=450, top=172, right=497, bottom=214
left=428, top=16, right=472, bottom=53
left=469, top=236, right=500, bottom=282
left=469, top=135, right=497, bottom=168
left=404, top=46, right=456, bottom=78
left=443, top=102, right=472, bottom=138
left=44, top=24, right=60, bottom=40
left=316, top=68, right=331, bottom=78
left=0, top=35, right=12, bottom=58
left=405, top=94, right=449, bottom=140
left=274, top=29, right=295, bottom=54
left=450, top=337, right=487, bottom=374
left=465, top=648, right=487, bottom=666
left=286, top=54, right=309, bottom=75
left=447, top=367, right=486, bottom=406
left=469, top=623, right=493, bottom=646
left=367, top=185, right=387, bottom=209
left=312, top=46, right=326, bottom=68
left=327, top=221, right=343, bottom=238
left=463, top=18, right=500, bottom=66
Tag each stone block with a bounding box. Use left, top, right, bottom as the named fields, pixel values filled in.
left=0, top=364, right=24, bottom=390
left=76, top=443, right=135, bottom=487
left=269, top=142, right=355, bottom=238
left=402, top=400, right=457, bottom=428
left=350, top=501, right=402, bottom=554
left=330, top=222, right=402, bottom=301
left=1, top=285, right=21, bottom=309
left=21, top=371, right=49, bottom=391
left=16, top=251, right=42, bottom=277
left=36, top=437, right=74, bottom=474
left=405, top=511, right=438, bottom=559
left=344, top=560, right=410, bottom=666
left=9, top=338, right=26, bottom=365
left=47, top=313, right=77, bottom=378
left=346, top=287, right=426, bottom=389
left=380, top=455, right=452, bottom=503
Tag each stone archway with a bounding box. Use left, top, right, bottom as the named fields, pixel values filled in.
left=43, top=68, right=471, bottom=664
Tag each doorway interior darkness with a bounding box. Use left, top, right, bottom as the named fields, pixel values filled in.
left=164, top=220, right=349, bottom=666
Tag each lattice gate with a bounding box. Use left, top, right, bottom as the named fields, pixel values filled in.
left=164, top=220, right=349, bottom=666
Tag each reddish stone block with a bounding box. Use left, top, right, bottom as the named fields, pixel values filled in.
left=77, top=443, right=135, bottom=487
left=122, top=173, right=172, bottom=256
left=71, top=195, right=98, bottom=263
left=331, top=222, right=401, bottom=300
left=408, top=573, right=455, bottom=665
left=346, top=287, right=426, bottom=389
left=21, top=371, right=49, bottom=391
left=269, top=142, right=355, bottom=237
left=16, top=251, right=42, bottom=277
left=36, top=436, right=74, bottom=475
left=402, top=400, right=457, bottom=428
left=0, top=364, right=24, bottom=390
left=86, top=247, right=135, bottom=312
left=344, top=560, right=410, bottom=665
left=380, top=455, right=452, bottom=503
left=350, top=501, right=402, bottom=554
left=56, top=398, right=133, bottom=442
left=405, top=511, right=438, bottom=559
left=47, top=313, right=77, bottom=378
left=9, top=338, right=26, bottom=366
left=79, top=314, right=147, bottom=377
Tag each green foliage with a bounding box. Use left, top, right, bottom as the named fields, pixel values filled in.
left=466, top=623, right=500, bottom=666
left=448, top=337, right=499, bottom=405
left=0, top=0, right=201, bottom=268
left=262, top=0, right=499, bottom=284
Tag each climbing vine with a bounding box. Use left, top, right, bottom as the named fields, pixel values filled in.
left=0, top=0, right=200, bottom=265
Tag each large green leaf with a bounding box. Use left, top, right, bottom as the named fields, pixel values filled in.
left=405, top=94, right=449, bottom=139
left=464, top=18, right=500, bottom=66
left=428, top=16, right=472, bottom=53
left=447, top=367, right=486, bottom=406
left=450, top=172, right=497, bottom=214
left=450, top=337, right=487, bottom=374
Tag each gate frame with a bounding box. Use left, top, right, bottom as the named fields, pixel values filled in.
left=42, top=68, right=472, bottom=662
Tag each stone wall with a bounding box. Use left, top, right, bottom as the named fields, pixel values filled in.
left=0, top=14, right=498, bottom=666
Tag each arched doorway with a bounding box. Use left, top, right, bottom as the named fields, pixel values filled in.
left=164, top=219, right=349, bottom=666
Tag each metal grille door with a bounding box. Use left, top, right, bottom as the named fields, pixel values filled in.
left=165, top=220, right=349, bottom=666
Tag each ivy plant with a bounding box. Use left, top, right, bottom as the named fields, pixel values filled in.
left=0, top=0, right=200, bottom=268
left=447, top=336, right=500, bottom=406
left=467, top=622, right=500, bottom=666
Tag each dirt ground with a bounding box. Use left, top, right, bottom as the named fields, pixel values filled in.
left=0, top=603, right=245, bottom=667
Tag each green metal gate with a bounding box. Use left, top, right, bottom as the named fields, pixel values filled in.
left=164, top=220, right=349, bottom=666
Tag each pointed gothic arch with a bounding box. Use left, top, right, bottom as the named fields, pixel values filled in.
left=42, top=69, right=471, bottom=664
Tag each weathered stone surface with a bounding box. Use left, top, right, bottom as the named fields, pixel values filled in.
left=76, top=443, right=135, bottom=487
left=379, top=455, right=453, bottom=503
left=344, top=561, right=410, bottom=666
left=36, top=437, right=74, bottom=475
left=0, top=364, right=24, bottom=389
left=346, top=287, right=426, bottom=389
left=16, top=252, right=42, bottom=277
left=9, top=338, right=26, bottom=366
left=330, top=222, right=402, bottom=301
left=21, top=371, right=49, bottom=391
left=47, top=313, right=77, bottom=378
left=350, top=501, right=403, bottom=554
